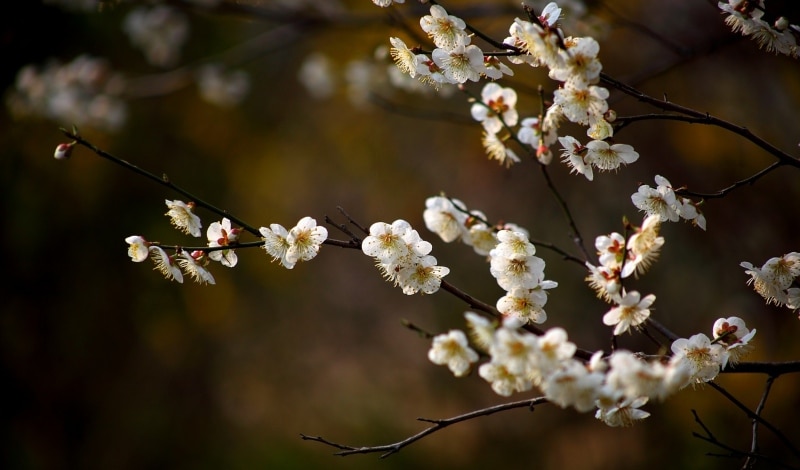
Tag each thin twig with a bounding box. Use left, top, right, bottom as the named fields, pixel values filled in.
left=708, top=382, right=800, bottom=459
left=301, top=397, right=549, bottom=458
left=744, top=375, right=777, bottom=468
left=62, top=130, right=262, bottom=237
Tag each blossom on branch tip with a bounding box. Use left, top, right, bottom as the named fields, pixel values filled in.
left=125, top=235, right=150, bottom=262
left=428, top=330, right=479, bottom=377
left=165, top=199, right=202, bottom=237
left=54, top=142, right=75, bottom=160
left=740, top=252, right=800, bottom=308
left=631, top=175, right=679, bottom=222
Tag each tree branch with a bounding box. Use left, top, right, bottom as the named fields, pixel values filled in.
left=301, top=396, right=549, bottom=458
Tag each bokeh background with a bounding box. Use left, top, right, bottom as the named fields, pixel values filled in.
left=3, top=1, right=800, bottom=469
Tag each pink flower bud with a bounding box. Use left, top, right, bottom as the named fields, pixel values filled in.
left=54, top=142, right=75, bottom=160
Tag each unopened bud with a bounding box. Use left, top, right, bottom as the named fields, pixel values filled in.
left=54, top=142, right=75, bottom=160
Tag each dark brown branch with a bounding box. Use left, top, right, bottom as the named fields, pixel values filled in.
left=301, top=397, right=549, bottom=458
left=709, top=382, right=800, bottom=459
left=62, top=130, right=262, bottom=237
left=599, top=73, right=800, bottom=170
left=675, top=162, right=784, bottom=199
left=540, top=165, right=592, bottom=263
left=744, top=376, right=777, bottom=469
left=691, top=409, right=796, bottom=469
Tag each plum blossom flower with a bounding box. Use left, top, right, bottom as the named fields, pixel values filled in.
left=479, top=361, right=532, bottom=396
left=165, top=200, right=202, bottom=237
left=584, top=140, right=639, bottom=171
left=550, top=36, right=602, bottom=85
left=428, top=330, right=479, bottom=377
left=558, top=135, right=593, bottom=180
left=541, top=359, right=604, bottom=412
left=496, top=285, right=557, bottom=324
left=595, top=396, right=651, bottom=427
left=712, top=316, right=756, bottom=366
left=740, top=252, right=800, bottom=307
left=420, top=5, right=468, bottom=51
left=362, top=219, right=448, bottom=295
left=260, top=223, right=292, bottom=268
left=603, top=290, right=655, bottom=335
left=150, top=245, right=183, bottom=283
left=622, top=215, right=664, bottom=278
left=631, top=175, right=680, bottom=222
left=585, top=262, right=621, bottom=302
left=482, top=132, right=520, bottom=167
left=389, top=37, right=418, bottom=78
left=372, top=0, right=404, bottom=7
left=423, top=196, right=468, bottom=243
left=125, top=235, right=150, bottom=262
left=177, top=250, right=215, bottom=285
left=471, top=83, right=518, bottom=133
left=553, top=82, right=609, bottom=126
left=207, top=217, right=241, bottom=267
left=286, top=217, right=328, bottom=265
left=396, top=254, right=450, bottom=295
left=671, top=334, right=727, bottom=383
left=431, top=37, right=485, bottom=84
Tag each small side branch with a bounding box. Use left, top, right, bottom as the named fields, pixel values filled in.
left=691, top=410, right=795, bottom=469
left=599, top=73, right=800, bottom=170
left=301, top=397, right=549, bottom=458
left=709, top=382, right=800, bottom=459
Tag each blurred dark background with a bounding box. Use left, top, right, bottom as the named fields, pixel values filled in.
left=2, top=1, right=800, bottom=469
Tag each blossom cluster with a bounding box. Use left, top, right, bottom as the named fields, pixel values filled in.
left=718, top=0, right=799, bottom=58
left=259, top=217, right=328, bottom=270
left=632, top=175, right=706, bottom=230
left=584, top=215, right=665, bottom=335
left=125, top=199, right=327, bottom=283
left=7, top=55, right=127, bottom=131
left=123, top=4, right=189, bottom=68
left=423, top=195, right=522, bottom=257
left=361, top=219, right=450, bottom=295
left=741, top=252, right=800, bottom=311
left=423, top=196, right=555, bottom=324
left=388, top=4, right=513, bottom=90
left=428, top=312, right=755, bottom=427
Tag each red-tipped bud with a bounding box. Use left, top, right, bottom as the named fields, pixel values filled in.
left=54, top=142, right=75, bottom=160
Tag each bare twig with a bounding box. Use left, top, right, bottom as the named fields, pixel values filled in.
left=708, top=382, right=800, bottom=459
left=744, top=375, right=777, bottom=469
left=301, top=397, right=549, bottom=458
